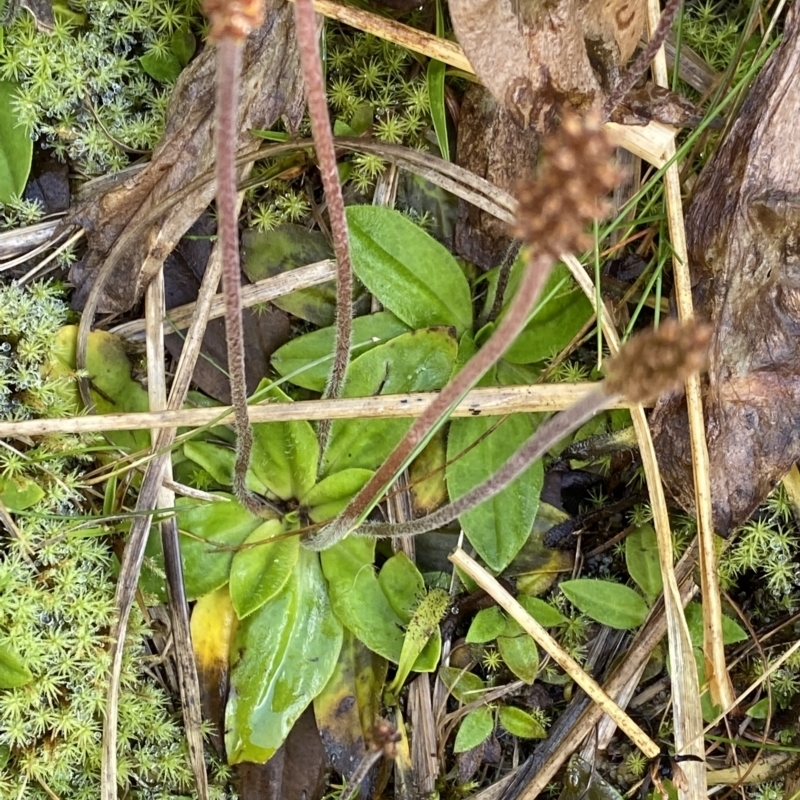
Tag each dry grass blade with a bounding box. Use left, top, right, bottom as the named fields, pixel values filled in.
left=501, top=550, right=698, bottom=800
left=113, top=259, right=337, bottom=341
left=145, top=271, right=208, bottom=799
left=565, top=250, right=706, bottom=799
left=293, top=0, right=675, bottom=167
left=648, top=0, right=733, bottom=714
left=101, top=235, right=227, bottom=800
left=0, top=384, right=634, bottom=438
left=450, top=548, right=661, bottom=760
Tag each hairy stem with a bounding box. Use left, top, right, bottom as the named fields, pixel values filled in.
left=485, top=242, right=520, bottom=325
left=349, top=386, right=616, bottom=541
left=294, top=0, right=353, bottom=454
left=214, top=38, right=280, bottom=516
left=307, top=249, right=556, bottom=550
left=603, top=0, right=684, bottom=120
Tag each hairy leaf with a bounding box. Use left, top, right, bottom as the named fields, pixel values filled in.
left=230, top=520, right=299, bottom=619
left=625, top=524, right=663, bottom=601
left=466, top=607, right=507, bottom=644
left=0, top=643, right=32, bottom=688
left=322, top=328, right=457, bottom=476
left=320, top=538, right=438, bottom=669
left=301, top=468, right=374, bottom=523
left=0, top=82, right=33, bottom=204
left=272, top=312, right=409, bottom=391
left=447, top=414, right=543, bottom=572
left=453, top=708, right=493, bottom=753
left=176, top=495, right=267, bottom=599
left=250, top=383, right=319, bottom=501
left=497, top=618, right=539, bottom=684
left=498, top=706, right=547, bottom=739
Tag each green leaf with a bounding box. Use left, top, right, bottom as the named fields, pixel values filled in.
left=446, top=414, right=543, bottom=572
left=388, top=588, right=448, bottom=697
left=346, top=206, right=472, bottom=334
left=226, top=549, right=343, bottom=763
left=466, top=607, right=507, bottom=644
left=0, top=474, right=45, bottom=511
left=498, top=706, right=547, bottom=739
left=517, top=596, right=568, bottom=628
left=320, top=538, right=436, bottom=669
left=684, top=602, right=748, bottom=648
left=497, top=619, right=539, bottom=684
left=176, top=495, right=267, bottom=599
left=182, top=441, right=235, bottom=486
left=0, top=642, right=32, bottom=688
left=46, top=326, right=150, bottom=453
left=625, top=524, right=663, bottom=601
left=453, top=707, right=493, bottom=753
left=560, top=579, right=649, bottom=630
left=229, top=520, right=299, bottom=619
left=0, top=82, right=33, bottom=204
left=139, top=50, right=182, bottom=83
left=746, top=697, right=771, bottom=719
left=242, top=225, right=337, bottom=326
left=487, top=262, right=593, bottom=365
left=301, top=469, right=374, bottom=523
left=438, top=666, right=485, bottom=704
left=322, top=328, right=457, bottom=476
left=271, top=312, right=409, bottom=392
left=427, top=58, right=449, bottom=161
left=170, top=26, right=196, bottom=66
left=249, top=383, right=319, bottom=501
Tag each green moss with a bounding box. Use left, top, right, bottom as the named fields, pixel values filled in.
left=0, top=280, right=235, bottom=799
left=0, top=0, right=204, bottom=177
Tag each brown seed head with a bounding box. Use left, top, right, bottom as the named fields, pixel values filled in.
left=604, top=319, right=712, bottom=404
left=512, top=112, right=620, bottom=256
left=203, top=0, right=265, bottom=42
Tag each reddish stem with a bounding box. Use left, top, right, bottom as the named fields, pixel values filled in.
left=294, top=0, right=353, bottom=452
left=308, top=249, right=556, bottom=550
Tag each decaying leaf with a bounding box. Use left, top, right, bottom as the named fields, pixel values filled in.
left=652, top=4, right=800, bottom=533
left=164, top=216, right=290, bottom=403
left=449, top=0, right=645, bottom=129
left=66, top=2, right=304, bottom=313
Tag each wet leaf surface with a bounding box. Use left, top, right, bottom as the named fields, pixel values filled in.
left=226, top=549, right=343, bottom=764
left=313, top=629, right=387, bottom=794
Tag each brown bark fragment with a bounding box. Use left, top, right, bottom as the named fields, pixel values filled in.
left=67, top=0, right=305, bottom=314
left=652, top=4, right=800, bottom=533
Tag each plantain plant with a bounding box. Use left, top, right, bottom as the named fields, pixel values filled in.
left=0, top=0, right=716, bottom=795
